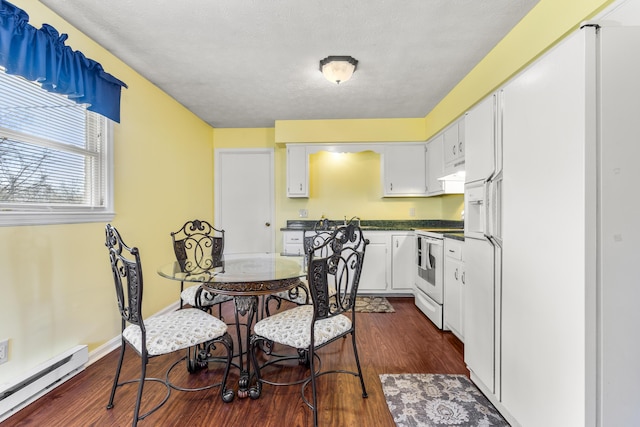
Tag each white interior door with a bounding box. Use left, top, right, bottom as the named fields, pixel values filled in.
left=214, top=149, right=274, bottom=254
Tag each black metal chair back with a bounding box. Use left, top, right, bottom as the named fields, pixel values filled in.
left=106, top=223, right=145, bottom=332
left=171, top=219, right=224, bottom=272
left=307, top=223, right=369, bottom=322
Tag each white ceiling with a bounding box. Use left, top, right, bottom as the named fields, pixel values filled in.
left=40, top=0, right=540, bottom=128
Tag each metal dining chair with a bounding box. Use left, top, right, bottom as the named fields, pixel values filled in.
left=264, top=219, right=335, bottom=316
left=105, top=224, right=234, bottom=427
left=249, top=223, right=369, bottom=427
left=171, top=219, right=233, bottom=314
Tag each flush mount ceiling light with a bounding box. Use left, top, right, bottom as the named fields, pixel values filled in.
left=319, top=56, right=358, bottom=84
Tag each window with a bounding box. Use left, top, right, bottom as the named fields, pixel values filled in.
left=0, top=69, right=114, bottom=226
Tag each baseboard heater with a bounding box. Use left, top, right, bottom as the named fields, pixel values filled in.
left=0, top=345, right=88, bottom=422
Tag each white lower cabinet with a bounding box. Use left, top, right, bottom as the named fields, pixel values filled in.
left=359, top=232, right=389, bottom=293
left=281, top=229, right=415, bottom=294
left=391, top=234, right=415, bottom=291
left=282, top=230, right=305, bottom=255
left=444, top=238, right=464, bottom=341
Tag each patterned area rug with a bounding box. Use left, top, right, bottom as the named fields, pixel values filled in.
left=380, top=373, right=510, bottom=426
left=354, top=296, right=395, bottom=313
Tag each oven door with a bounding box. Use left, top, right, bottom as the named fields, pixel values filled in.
left=415, top=235, right=444, bottom=304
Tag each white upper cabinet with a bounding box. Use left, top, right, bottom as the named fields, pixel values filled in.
left=426, top=135, right=445, bottom=196
left=443, top=118, right=465, bottom=176
left=465, top=94, right=497, bottom=184
left=427, top=132, right=464, bottom=195
left=382, top=143, right=427, bottom=197
left=286, top=145, right=308, bottom=197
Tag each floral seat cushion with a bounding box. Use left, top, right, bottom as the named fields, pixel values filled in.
left=253, top=305, right=351, bottom=348
left=181, top=284, right=233, bottom=307
left=123, top=308, right=228, bottom=356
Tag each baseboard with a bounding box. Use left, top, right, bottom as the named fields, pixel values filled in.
left=1, top=300, right=181, bottom=422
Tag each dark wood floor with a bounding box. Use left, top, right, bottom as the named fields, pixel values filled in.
left=3, top=297, right=467, bottom=427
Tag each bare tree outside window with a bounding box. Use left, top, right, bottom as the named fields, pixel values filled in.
left=0, top=139, right=83, bottom=204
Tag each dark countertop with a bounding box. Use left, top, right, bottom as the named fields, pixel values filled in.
left=444, top=232, right=465, bottom=241
left=281, top=219, right=463, bottom=232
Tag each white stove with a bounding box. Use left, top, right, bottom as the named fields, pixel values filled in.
left=413, top=229, right=459, bottom=329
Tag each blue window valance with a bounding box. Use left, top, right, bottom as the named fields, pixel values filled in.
left=0, top=0, right=127, bottom=122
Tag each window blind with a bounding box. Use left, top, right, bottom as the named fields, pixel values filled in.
left=0, top=70, right=105, bottom=207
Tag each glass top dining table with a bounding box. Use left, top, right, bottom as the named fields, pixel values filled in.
left=157, top=252, right=306, bottom=398
left=157, top=252, right=306, bottom=295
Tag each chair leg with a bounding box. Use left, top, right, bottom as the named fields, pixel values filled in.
left=351, top=331, right=368, bottom=398
left=217, top=332, right=235, bottom=403
left=264, top=295, right=282, bottom=317
left=308, top=343, right=319, bottom=427
left=131, top=353, right=148, bottom=427
left=248, top=335, right=265, bottom=399
left=106, top=340, right=126, bottom=409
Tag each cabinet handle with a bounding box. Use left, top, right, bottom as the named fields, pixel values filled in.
left=459, top=141, right=463, bottom=154
left=454, top=268, right=459, bottom=280
left=453, top=145, right=457, bottom=155
left=396, top=240, right=399, bottom=248
left=299, top=183, right=302, bottom=191
left=461, top=271, right=465, bottom=284
left=390, top=182, right=393, bottom=191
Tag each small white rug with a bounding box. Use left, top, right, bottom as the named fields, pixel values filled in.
left=380, top=373, right=510, bottom=426
left=354, top=296, right=395, bottom=313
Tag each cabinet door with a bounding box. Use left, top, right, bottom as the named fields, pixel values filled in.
left=444, top=250, right=464, bottom=341
left=358, top=233, right=389, bottom=293
left=426, top=135, right=444, bottom=195
left=382, top=144, right=427, bottom=196
left=443, top=119, right=465, bottom=176
left=465, top=95, right=496, bottom=184
left=282, top=231, right=304, bottom=255
left=391, top=234, right=415, bottom=291
left=457, top=117, right=465, bottom=162
left=286, top=145, right=308, bottom=197
left=464, top=237, right=496, bottom=394
left=443, top=123, right=459, bottom=166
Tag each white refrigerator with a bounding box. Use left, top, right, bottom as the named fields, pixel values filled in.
left=463, top=23, right=640, bottom=426
left=463, top=91, right=503, bottom=399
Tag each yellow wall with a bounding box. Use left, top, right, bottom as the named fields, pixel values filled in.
left=281, top=150, right=452, bottom=221
left=213, top=129, right=461, bottom=248
left=0, top=1, right=215, bottom=381
left=425, top=0, right=616, bottom=137
left=274, top=118, right=427, bottom=143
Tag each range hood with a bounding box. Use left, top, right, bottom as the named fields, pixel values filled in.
left=438, top=170, right=466, bottom=182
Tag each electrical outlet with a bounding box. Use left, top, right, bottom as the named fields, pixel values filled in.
left=0, top=339, right=8, bottom=364
left=409, top=207, right=416, bottom=217
left=298, top=209, right=308, bottom=218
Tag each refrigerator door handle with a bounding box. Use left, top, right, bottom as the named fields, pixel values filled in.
left=484, top=180, right=491, bottom=239
left=487, top=171, right=503, bottom=246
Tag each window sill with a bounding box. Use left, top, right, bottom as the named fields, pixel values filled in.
left=0, top=210, right=116, bottom=227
